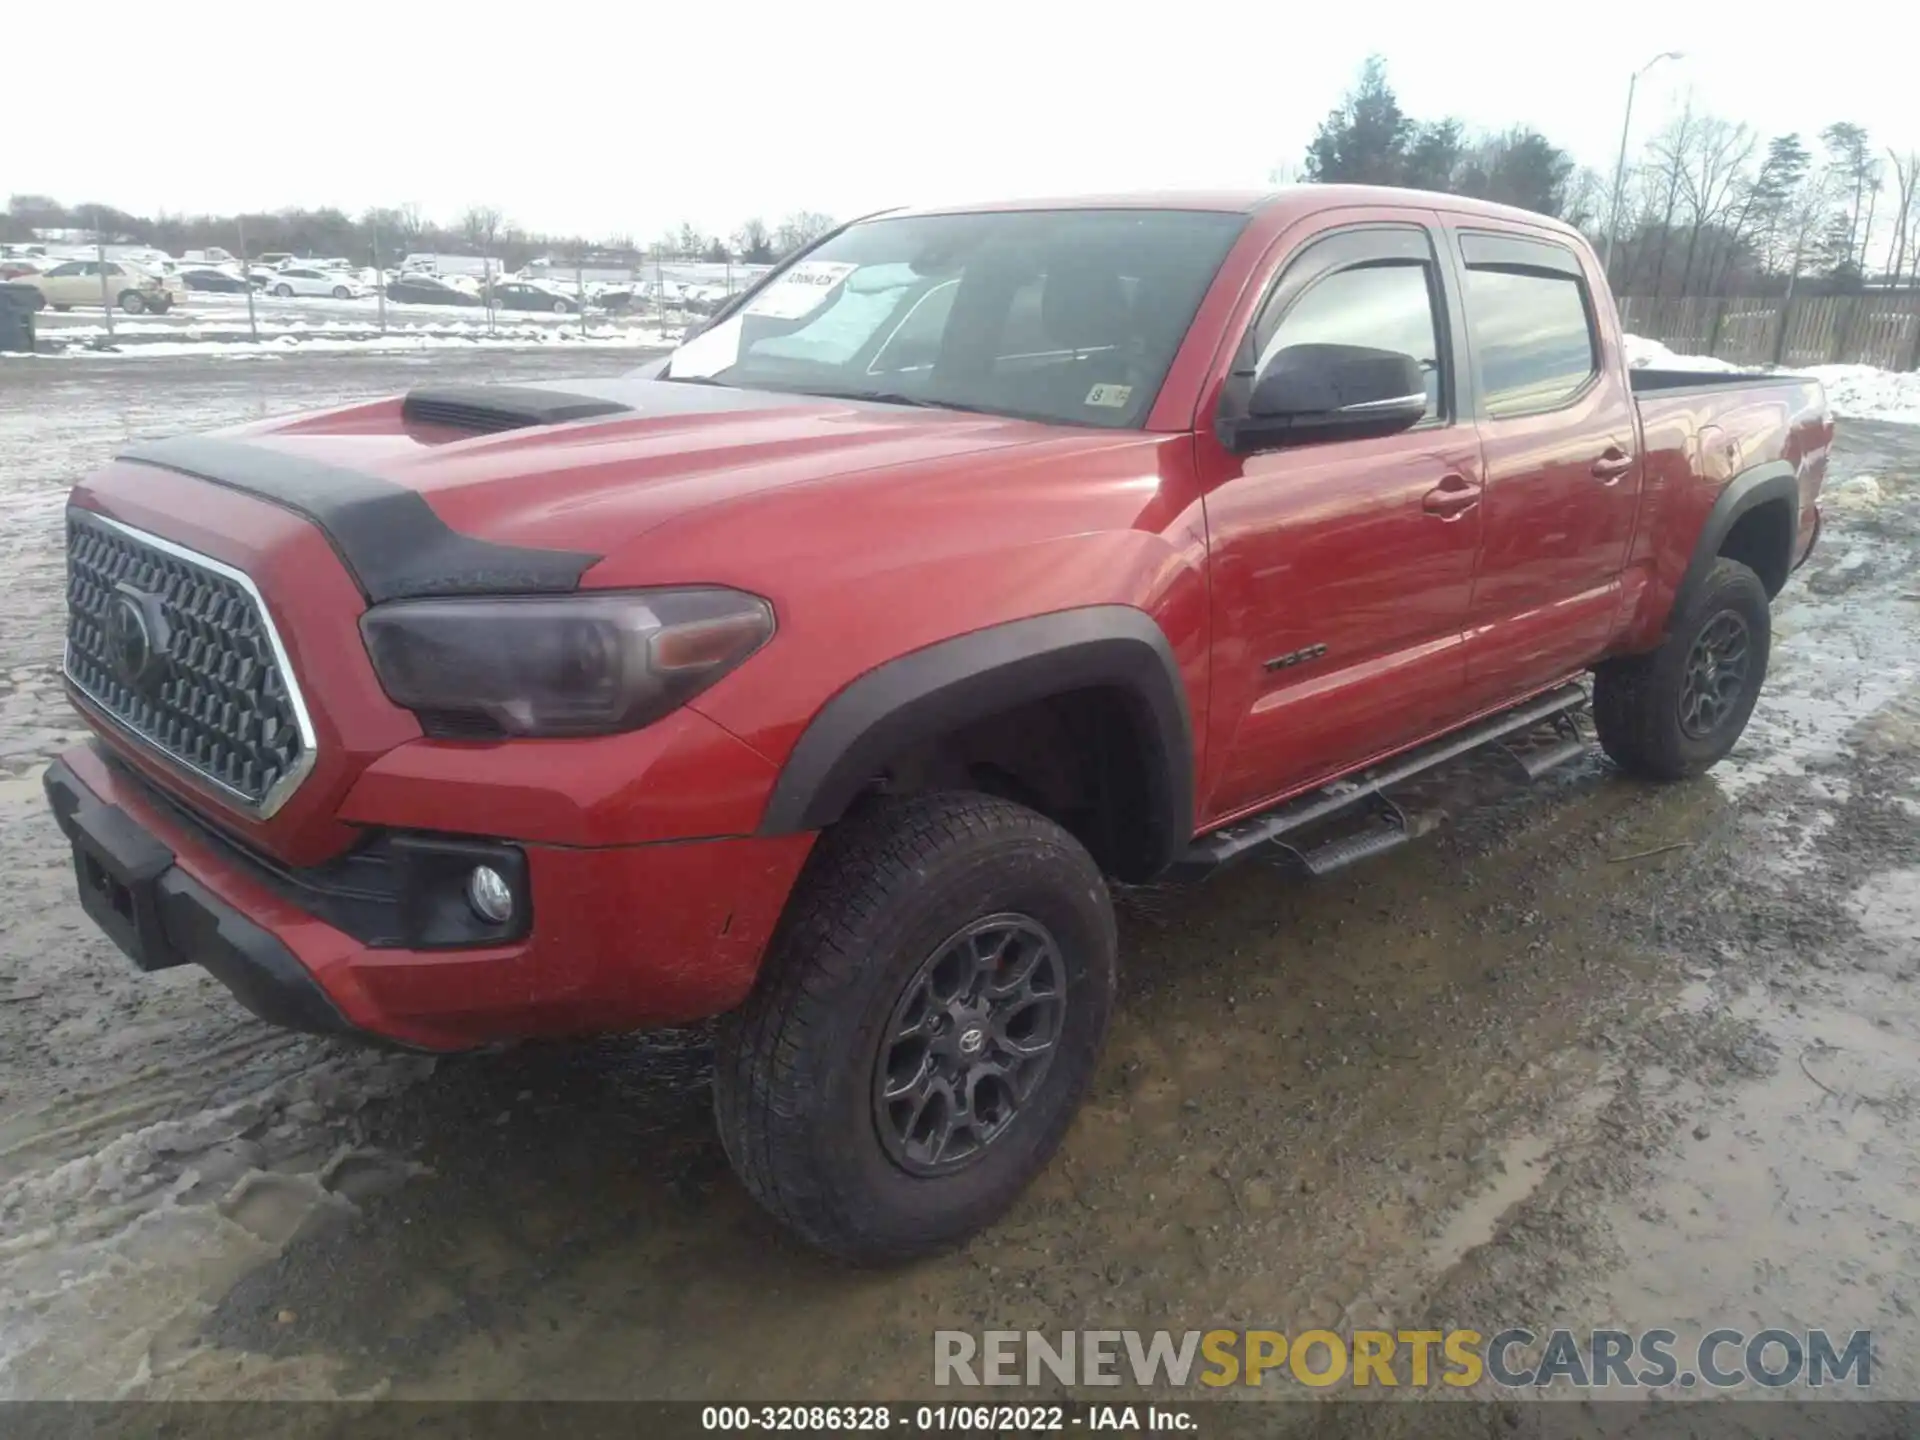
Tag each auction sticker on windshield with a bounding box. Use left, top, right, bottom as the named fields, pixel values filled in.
left=745, top=261, right=858, bottom=319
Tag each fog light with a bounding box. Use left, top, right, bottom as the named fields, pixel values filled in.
left=466, top=865, right=513, bottom=924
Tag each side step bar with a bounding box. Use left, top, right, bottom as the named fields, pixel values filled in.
left=1172, top=682, right=1590, bottom=881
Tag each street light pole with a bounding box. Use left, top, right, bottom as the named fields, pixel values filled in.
left=1602, top=50, right=1684, bottom=287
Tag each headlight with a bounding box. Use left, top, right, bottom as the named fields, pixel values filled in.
left=360, top=588, right=774, bottom=737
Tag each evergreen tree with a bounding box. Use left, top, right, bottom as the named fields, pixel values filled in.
left=1303, top=56, right=1411, bottom=185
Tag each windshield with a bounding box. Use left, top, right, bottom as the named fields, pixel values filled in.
left=661, top=208, right=1247, bottom=428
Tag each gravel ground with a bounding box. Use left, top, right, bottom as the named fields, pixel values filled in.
left=0, top=353, right=1916, bottom=1413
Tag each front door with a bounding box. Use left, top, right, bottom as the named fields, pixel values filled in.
left=1199, top=222, right=1484, bottom=823
left=1449, top=227, right=1642, bottom=704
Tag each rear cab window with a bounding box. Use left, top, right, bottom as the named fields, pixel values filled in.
left=1456, top=231, right=1598, bottom=417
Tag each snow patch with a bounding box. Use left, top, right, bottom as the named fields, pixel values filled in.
left=7, top=327, right=680, bottom=361
left=1801, top=364, right=1920, bottom=428
left=1622, top=334, right=1752, bottom=373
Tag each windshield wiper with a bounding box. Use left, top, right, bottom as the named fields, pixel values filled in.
left=794, top=387, right=992, bottom=415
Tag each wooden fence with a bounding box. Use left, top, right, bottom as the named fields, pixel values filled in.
left=1618, top=292, right=1920, bottom=371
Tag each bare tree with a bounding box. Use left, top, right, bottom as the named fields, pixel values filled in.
left=1780, top=164, right=1843, bottom=296
left=1643, top=103, right=1700, bottom=293
left=773, top=211, right=837, bottom=257
left=460, top=205, right=504, bottom=252
left=1674, top=116, right=1757, bottom=292
left=1888, top=150, right=1920, bottom=289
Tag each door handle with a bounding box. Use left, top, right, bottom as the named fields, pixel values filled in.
left=1592, top=448, right=1634, bottom=482
left=1422, top=475, right=1481, bottom=518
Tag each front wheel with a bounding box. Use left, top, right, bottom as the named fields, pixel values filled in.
left=552, top=299, right=569, bottom=314
left=118, top=291, right=147, bottom=315
left=273, top=283, right=293, bottom=298
left=332, top=285, right=351, bottom=299
left=714, top=791, right=1116, bottom=1264
left=1594, top=557, right=1771, bottom=781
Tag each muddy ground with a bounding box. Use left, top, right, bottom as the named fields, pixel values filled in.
left=1, top=353, right=1916, bottom=1415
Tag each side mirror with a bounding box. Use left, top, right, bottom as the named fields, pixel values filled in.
left=1227, top=343, right=1428, bottom=452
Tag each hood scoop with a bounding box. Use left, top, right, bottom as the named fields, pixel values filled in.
left=401, top=384, right=635, bottom=435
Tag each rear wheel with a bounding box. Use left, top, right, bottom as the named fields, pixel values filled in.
left=1594, top=557, right=1771, bottom=780
left=714, top=791, right=1116, bottom=1264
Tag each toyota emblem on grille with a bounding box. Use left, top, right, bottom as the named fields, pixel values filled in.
left=106, top=584, right=166, bottom=689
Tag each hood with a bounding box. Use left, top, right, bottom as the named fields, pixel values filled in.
left=117, top=377, right=1080, bottom=603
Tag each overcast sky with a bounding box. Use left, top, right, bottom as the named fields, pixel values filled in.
left=16, top=0, right=1918, bottom=241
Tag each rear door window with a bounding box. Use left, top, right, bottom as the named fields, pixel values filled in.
left=1458, top=234, right=1598, bottom=416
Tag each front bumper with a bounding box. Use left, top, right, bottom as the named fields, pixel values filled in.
left=44, top=742, right=815, bottom=1050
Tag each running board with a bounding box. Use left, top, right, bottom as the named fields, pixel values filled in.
left=1172, top=683, right=1590, bottom=881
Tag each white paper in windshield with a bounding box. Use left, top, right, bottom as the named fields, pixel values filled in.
left=665, top=315, right=744, bottom=378
left=744, top=261, right=857, bottom=320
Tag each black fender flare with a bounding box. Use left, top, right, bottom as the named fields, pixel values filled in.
left=1672, top=459, right=1799, bottom=620
left=757, top=606, right=1194, bottom=874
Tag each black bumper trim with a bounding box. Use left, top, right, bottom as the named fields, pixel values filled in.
left=44, top=757, right=361, bottom=1041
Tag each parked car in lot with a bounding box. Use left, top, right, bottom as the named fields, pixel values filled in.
left=43, top=187, right=1830, bottom=1264
left=179, top=266, right=254, bottom=293
left=13, top=259, right=173, bottom=313
left=265, top=267, right=366, bottom=299
left=0, top=257, right=48, bottom=281
left=385, top=272, right=484, bottom=306
left=487, top=279, right=581, bottom=313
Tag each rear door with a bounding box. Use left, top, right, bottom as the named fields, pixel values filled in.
left=1198, top=219, right=1485, bottom=821
left=1448, top=227, right=1641, bottom=704
left=41, top=261, right=90, bottom=306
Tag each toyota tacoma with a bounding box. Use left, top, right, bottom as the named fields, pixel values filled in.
left=44, top=187, right=1828, bottom=1262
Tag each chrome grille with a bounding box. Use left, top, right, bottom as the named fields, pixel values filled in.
left=64, top=511, right=315, bottom=815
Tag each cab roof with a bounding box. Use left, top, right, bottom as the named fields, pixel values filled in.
left=886, top=185, right=1585, bottom=240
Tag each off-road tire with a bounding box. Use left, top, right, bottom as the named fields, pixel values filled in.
left=1594, top=557, right=1771, bottom=781
left=714, top=791, right=1116, bottom=1264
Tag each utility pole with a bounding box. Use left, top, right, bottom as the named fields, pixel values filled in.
left=237, top=213, right=258, bottom=342
left=93, top=209, right=114, bottom=341
left=373, top=218, right=387, bottom=334
left=1602, top=51, right=1684, bottom=289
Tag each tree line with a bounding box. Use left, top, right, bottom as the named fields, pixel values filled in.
left=14, top=61, right=1918, bottom=300
left=1301, top=57, right=1920, bottom=296
left=0, top=196, right=839, bottom=269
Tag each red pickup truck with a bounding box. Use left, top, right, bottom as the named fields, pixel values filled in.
left=46, top=187, right=1827, bottom=1261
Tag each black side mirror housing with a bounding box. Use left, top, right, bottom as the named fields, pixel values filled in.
left=1223, top=343, right=1428, bottom=452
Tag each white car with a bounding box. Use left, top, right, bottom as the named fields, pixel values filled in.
left=263, top=266, right=367, bottom=300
